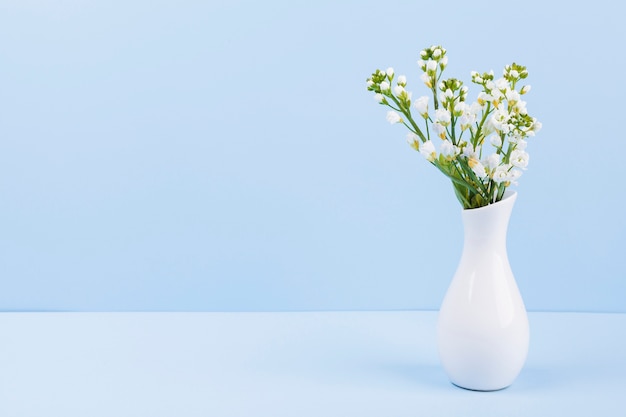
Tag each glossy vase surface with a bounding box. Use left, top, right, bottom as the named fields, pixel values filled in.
left=437, top=191, right=529, bottom=391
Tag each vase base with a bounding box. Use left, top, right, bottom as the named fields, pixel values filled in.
left=450, top=381, right=511, bottom=392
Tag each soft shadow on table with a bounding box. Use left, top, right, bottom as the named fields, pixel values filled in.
left=366, top=361, right=602, bottom=393
left=514, top=364, right=626, bottom=393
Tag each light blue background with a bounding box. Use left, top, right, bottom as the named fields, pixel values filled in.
left=1, top=0, right=624, bottom=312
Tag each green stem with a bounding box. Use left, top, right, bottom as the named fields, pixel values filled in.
left=388, top=94, right=427, bottom=143
left=432, top=162, right=482, bottom=196
left=457, top=157, right=489, bottom=196
left=452, top=182, right=471, bottom=208
left=450, top=114, right=456, bottom=145
left=473, top=102, right=492, bottom=148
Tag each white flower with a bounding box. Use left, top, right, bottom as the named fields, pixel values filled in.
left=515, top=100, right=528, bottom=115
left=426, top=59, right=437, bottom=73
left=510, top=149, right=529, bottom=169
left=510, top=69, right=519, bottom=78
left=394, top=85, right=405, bottom=96
left=386, top=111, right=402, bottom=124
left=458, top=113, right=475, bottom=131
left=420, top=140, right=437, bottom=161
left=483, top=153, right=501, bottom=170
left=490, top=108, right=511, bottom=133
left=531, top=119, right=542, bottom=133
left=406, top=133, right=420, bottom=150
left=386, top=67, right=394, bottom=77
left=459, top=102, right=477, bottom=128
left=414, top=96, right=429, bottom=117
left=462, top=143, right=478, bottom=159
left=397, top=75, right=407, bottom=86
left=509, top=133, right=522, bottom=144
left=454, top=101, right=467, bottom=117
left=374, top=93, right=384, bottom=103
left=366, top=80, right=374, bottom=87
left=489, top=134, right=502, bottom=147
left=506, top=89, right=520, bottom=104
left=379, top=81, right=390, bottom=91
left=491, top=88, right=504, bottom=103
left=477, top=92, right=492, bottom=106
left=435, top=108, right=451, bottom=125
left=520, top=85, right=531, bottom=95
left=515, top=139, right=528, bottom=150
left=420, top=72, right=432, bottom=88
left=509, top=168, right=523, bottom=184
left=495, top=77, right=508, bottom=91
left=432, top=122, right=446, bottom=139
left=440, top=55, right=448, bottom=68
left=440, top=140, right=458, bottom=159
left=468, top=157, right=487, bottom=178
left=493, top=165, right=512, bottom=183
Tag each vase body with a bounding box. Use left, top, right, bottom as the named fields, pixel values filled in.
left=437, top=191, right=529, bottom=391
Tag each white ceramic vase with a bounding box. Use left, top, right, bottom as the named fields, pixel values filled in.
left=437, top=191, right=529, bottom=391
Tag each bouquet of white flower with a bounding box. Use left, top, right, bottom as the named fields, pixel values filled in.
left=366, top=45, right=542, bottom=209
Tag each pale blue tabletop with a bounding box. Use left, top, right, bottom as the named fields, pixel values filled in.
left=0, top=311, right=624, bottom=416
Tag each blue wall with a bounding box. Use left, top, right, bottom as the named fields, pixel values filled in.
left=1, top=0, right=624, bottom=312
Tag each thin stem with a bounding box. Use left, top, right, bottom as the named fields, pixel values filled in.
left=388, top=94, right=427, bottom=143
left=433, top=162, right=482, bottom=196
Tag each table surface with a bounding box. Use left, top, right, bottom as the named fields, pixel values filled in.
left=0, top=311, right=624, bottom=416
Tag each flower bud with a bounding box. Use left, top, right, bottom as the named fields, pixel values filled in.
left=435, top=108, right=451, bottom=125
left=420, top=140, right=437, bottom=162
left=440, top=140, right=457, bottom=159
left=453, top=101, right=465, bottom=117
left=386, top=110, right=402, bottom=124
left=426, top=60, right=437, bottom=73
left=406, top=133, right=420, bottom=150
left=489, top=134, right=502, bottom=147
left=414, top=96, right=429, bottom=117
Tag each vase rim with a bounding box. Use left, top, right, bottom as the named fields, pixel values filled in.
left=462, top=191, right=517, bottom=212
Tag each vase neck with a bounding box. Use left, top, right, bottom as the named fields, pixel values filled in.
left=461, top=192, right=517, bottom=246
